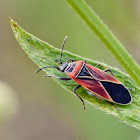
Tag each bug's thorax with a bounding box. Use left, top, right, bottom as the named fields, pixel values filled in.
left=65, top=61, right=84, bottom=79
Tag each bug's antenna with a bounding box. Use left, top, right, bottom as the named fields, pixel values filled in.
left=35, top=66, right=60, bottom=73
left=60, top=36, right=68, bottom=64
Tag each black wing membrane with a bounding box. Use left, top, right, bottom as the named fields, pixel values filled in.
left=100, top=81, right=131, bottom=104
left=78, top=65, right=91, bottom=77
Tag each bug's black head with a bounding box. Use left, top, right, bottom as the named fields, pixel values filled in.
left=59, top=62, right=69, bottom=72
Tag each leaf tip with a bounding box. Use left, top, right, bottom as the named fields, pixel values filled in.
left=9, top=18, right=19, bottom=29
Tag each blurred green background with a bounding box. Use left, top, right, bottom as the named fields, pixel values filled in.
left=0, top=0, right=140, bottom=139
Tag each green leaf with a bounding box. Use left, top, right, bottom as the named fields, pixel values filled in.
left=67, top=0, right=140, bottom=87
left=10, top=18, right=140, bottom=129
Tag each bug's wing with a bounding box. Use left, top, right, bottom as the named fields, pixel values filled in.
left=85, top=64, right=131, bottom=104
left=85, top=63, right=121, bottom=83
left=75, top=78, right=131, bottom=104
left=75, top=78, right=113, bottom=102
left=100, top=81, right=132, bottom=104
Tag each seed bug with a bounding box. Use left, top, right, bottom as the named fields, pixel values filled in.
left=36, top=36, right=132, bottom=110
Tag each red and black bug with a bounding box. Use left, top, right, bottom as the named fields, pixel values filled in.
left=36, top=36, right=132, bottom=110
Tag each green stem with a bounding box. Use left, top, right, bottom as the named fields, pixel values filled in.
left=67, top=0, right=140, bottom=87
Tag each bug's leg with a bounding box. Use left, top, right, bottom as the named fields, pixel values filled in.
left=64, top=58, right=74, bottom=63
left=86, top=90, right=119, bottom=110
left=106, top=101, right=119, bottom=111
left=96, top=63, right=100, bottom=68
left=44, top=75, right=71, bottom=80
left=73, top=85, right=85, bottom=110
left=129, top=88, right=134, bottom=91
left=104, top=68, right=115, bottom=77
left=56, top=58, right=74, bottom=64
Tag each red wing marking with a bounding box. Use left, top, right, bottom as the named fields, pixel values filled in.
left=85, top=63, right=121, bottom=84
left=74, top=78, right=113, bottom=101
